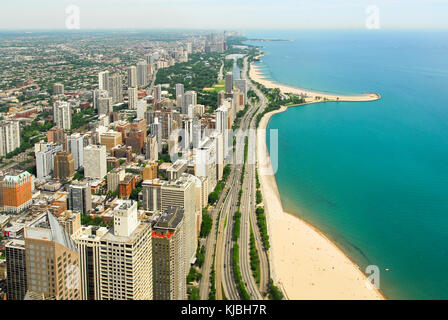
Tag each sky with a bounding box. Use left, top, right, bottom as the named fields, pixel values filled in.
left=0, top=0, right=447, bottom=30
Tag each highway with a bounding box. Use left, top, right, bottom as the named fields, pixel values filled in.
left=199, top=54, right=271, bottom=300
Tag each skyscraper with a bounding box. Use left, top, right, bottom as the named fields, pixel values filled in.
left=98, top=71, right=109, bottom=90
left=108, top=74, right=123, bottom=104
left=5, top=239, right=27, bottom=300
left=24, top=212, right=81, bottom=300
left=225, top=72, right=233, bottom=94
left=127, top=66, right=137, bottom=88
left=183, top=91, right=197, bottom=115
left=0, top=170, right=33, bottom=214
left=234, top=79, right=247, bottom=105
left=73, top=200, right=153, bottom=300
left=53, top=101, right=71, bottom=130
left=67, top=133, right=87, bottom=171
left=175, top=83, right=184, bottom=103
left=128, top=87, right=138, bottom=110
left=83, top=145, right=107, bottom=179
left=142, top=179, right=163, bottom=212
left=161, top=174, right=197, bottom=268
left=53, top=82, right=64, bottom=95
left=53, top=151, right=75, bottom=180
left=153, top=85, right=162, bottom=102
left=93, top=89, right=108, bottom=110
left=152, top=206, right=186, bottom=300
left=145, top=134, right=159, bottom=161
left=98, top=97, right=113, bottom=116
left=35, top=142, right=63, bottom=179
left=137, top=60, right=148, bottom=87
left=137, top=100, right=146, bottom=120
left=0, top=120, right=21, bottom=157
left=68, top=181, right=92, bottom=215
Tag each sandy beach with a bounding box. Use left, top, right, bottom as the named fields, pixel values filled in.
left=250, top=55, right=380, bottom=103
left=255, top=78, right=385, bottom=299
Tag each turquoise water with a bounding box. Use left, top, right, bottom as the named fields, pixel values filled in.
left=247, top=30, right=448, bottom=300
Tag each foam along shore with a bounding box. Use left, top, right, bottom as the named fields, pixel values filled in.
left=256, top=104, right=385, bottom=299
left=250, top=56, right=380, bottom=103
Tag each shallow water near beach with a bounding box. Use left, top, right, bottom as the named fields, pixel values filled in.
left=247, top=30, right=448, bottom=299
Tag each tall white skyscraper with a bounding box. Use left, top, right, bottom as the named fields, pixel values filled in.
left=183, top=91, right=197, bottom=115
left=83, top=145, right=107, bottom=179
left=108, top=74, right=123, bottom=104
left=175, top=83, right=184, bottom=99
left=35, top=142, right=63, bottom=179
left=98, top=71, right=109, bottom=90
left=216, top=104, right=229, bottom=159
left=137, top=100, right=146, bottom=120
left=161, top=174, right=197, bottom=268
left=0, top=120, right=20, bottom=157
left=53, top=101, right=71, bottom=130
left=73, top=200, right=153, bottom=300
left=137, top=60, right=148, bottom=87
left=68, top=133, right=87, bottom=170
left=128, top=87, right=138, bottom=110
left=127, top=66, right=137, bottom=88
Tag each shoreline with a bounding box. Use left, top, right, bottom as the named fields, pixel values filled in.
left=253, top=59, right=385, bottom=300
left=250, top=54, right=381, bottom=103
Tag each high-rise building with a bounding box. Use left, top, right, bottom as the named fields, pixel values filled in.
left=67, top=133, right=88, bottom=171
left=137, top=100, right=146, bottom=120
left=100, top=131, right=122, bottom=151
left=127, top=66, right=137, bottom=88
left=145, top=134, right=159, bottom=161
left=0, top=120, right=21, bottom=157
left=234, top=79, right=247, bottom=105
left=0, top=171, right=32, bottom=214
left=150, top=119, right=162, bottom=150
left=126, top=129, right=145, bottom=154
left=152, top=206, right=186, bottom=300
left=68, top=181, right=92, bottom=215
left=5, top=239, right=27, bottom=300
left=53, top=83, right=64, bottom=95
left=195, top=138, right=217, bottom=195
left=137, top=60, right=148, bottom=87
left=107, top=167, right=125, bottom=193
left=216, top=104, right=229, bottom=159
left=183, top=91, right=197, bottom=115
left=98, top=97, right=113, bottom=116
left=53, top=101, right=71, bottom=130
left=35, top=142, right=63, bottom=179
left=142, top=179, right=163, bottom=212
left=153, top=85, right=162, bottom=102
left=175, top=83, right=184, bottom=106
left=24, top=211, right=81, bottom=300
left=128, top=87, right=138, bottom=110
left=53, top=151, right=75, bottom=180
left=93, top=89, right=109, bottom=110
left=83, top=145, right=107, bottom=179
left=161, top=174, right=197, bottom=268
left=47, top=127, right=67, bottom=150
left=225, top=72, right=233, bottom=94
left=98, top=71, right=109, bottom=90
left=143, top=162, right=158, bottom=181
left=73, top=200, right=153, bottom=300
left=108, top=74, right=123, bottom=104
left=118, top=174, right=135, bottom=199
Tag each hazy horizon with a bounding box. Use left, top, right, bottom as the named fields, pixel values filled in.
left=0, top=0, right=447, bottom=31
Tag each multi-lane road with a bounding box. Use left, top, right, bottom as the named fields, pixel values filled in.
left=199, top=54, right=271, bottom=300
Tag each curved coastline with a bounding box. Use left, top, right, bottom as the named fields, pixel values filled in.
left=251, top=54, right=381, bottom=103
left=253, top=60, right=385, bottom=300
